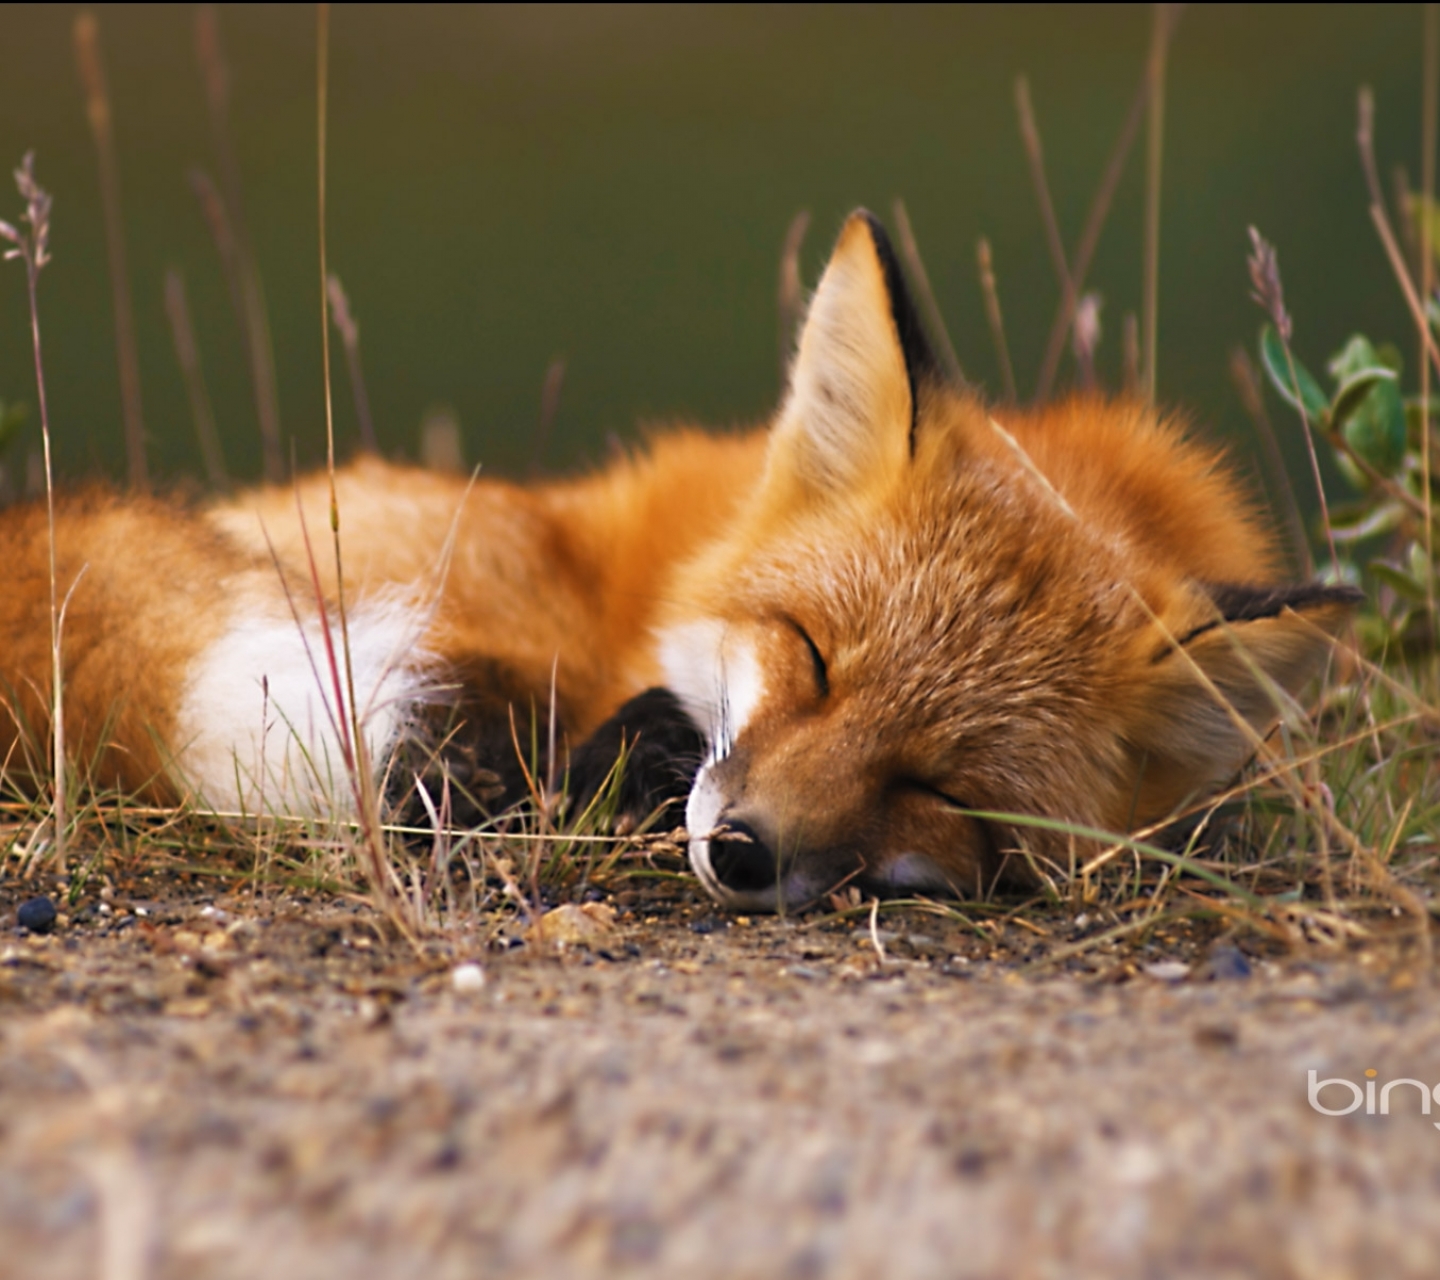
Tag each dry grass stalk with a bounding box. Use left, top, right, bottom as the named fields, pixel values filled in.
left=777, top=209, right=810, bottom=383
left=163, top=268, right=229, bottom=490
left=891, top=198, right=966, bottom=386
left=1353, top=90, right=1440, bottom=391
left=1032, top=27, right=1170, bottom=402
left=975, top=238, right=1017, bottom=401
left=1228, top=346, right=1311, bottom=576
left=326, top=273, right=377, bottom=453
left=1121, top=311, right=1141, bottom=395
left=1246, top=227, right=1340, bottom=571
left=1422, top=3, right=1437, bottom=628
left=1071, top=291, right=1102, bottom=390
left=195, top=5, right=283, bottom=481
left=1014, top=77, right=1077, bottom=351
left=73, top=12, right=147, bottom=493
left=531, top=356, right=566, bottom=475
left=1142, top=4, right=1176, bottom=404
left=314, top=2, right=415, bottom=939
left=1, top=155, right=66, bottom=872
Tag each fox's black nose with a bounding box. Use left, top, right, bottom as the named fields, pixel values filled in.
left=710, top=821, right=777, bottom=894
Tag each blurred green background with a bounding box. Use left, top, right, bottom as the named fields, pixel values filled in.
left=0, top=4, right=1426, bottom=491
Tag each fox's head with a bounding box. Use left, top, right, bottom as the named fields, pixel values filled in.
left=658, top=211, right=1359, bottom=911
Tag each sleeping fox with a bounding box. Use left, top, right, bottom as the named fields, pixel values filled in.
left=0, top=210, right=1357, bottom=910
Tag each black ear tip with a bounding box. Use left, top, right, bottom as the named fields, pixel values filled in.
left=853, top=208, right=891, bottom=253
left=841, top=208, right=942, bottom=400
left=1204, top=579, right=1365, bottom=625
left=1325, top=583, right=1367, bottom=608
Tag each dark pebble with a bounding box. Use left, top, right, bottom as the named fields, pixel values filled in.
left=18, top=896, right=58, bottom=934
left=1204, top=943, right=1252, bottom=981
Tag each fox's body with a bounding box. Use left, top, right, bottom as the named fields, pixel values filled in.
left=0, top=212, right=1355, bottom=908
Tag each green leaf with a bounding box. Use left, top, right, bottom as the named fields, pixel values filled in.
left=1369, top=561, right=1428, bottom=602
left=1327, top=499, right=1405, bottom=542
left=1259, top=325, right=1328, bottom=424
left=1336, top=373, right=1407, bottom=477
left=1327, top=333, right=1380, bottom=382
left=1330, top=366, right=1397, bottom=432
left=1374, top=341, right=1404, bottom=375
left=1408, top=539, right=1431, bottom=584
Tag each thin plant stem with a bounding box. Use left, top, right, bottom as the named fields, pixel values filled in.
left=891, top=198, right=966, bottom=385
left=1246, top=227, right=1341, bottom=569
left=1142, top=3, right=1172, bottom=405
left=1014, top=77, right=1078, bottom=372
left=1355, top=89, right=1440, bottom=386
left=1358, top=87, right=1389, bottom=222
left=163, top=268, right=229, bottom=490
left=1422, top=3, right=1437, bottom=630
left=325, top=273, right=377, bottom=452
left=777, top=209, right=809, bottom=385
left=530, top=356, right=565, bottom=476
left=1, top=155, right=65, bottom=871
left=975, top=237, right=1017, bottom=401
left=1071, top=292, right=1101, bottom=390
left=1229, top=346, right=1311, bottom=576
left=315, top=2, right=408, bottom=936
left=1121, top=312, right=1141, bottom=395
left=1034, top=13, right=1175, bottom=403
left=1369, top=203, right=1440, bottom=395
left=195, top=5, right=283, bottom=481
left=188, top=169, right=243, bottom=330
left=73, top=12, right=147, bottom=492
left=1396, top=163, right=1420, bottom=272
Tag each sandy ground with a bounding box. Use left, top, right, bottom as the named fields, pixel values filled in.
left=1, top=870, right=1438, bottom=1280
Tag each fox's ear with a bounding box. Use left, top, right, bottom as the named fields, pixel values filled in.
left=767, top=210, right=940, bottom=497
left=1129, top=582, right=1362, bottom=805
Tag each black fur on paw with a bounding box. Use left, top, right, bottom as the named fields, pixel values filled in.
left=566, top=687, right=705, bottom=828
left=388, top=696, right=558, bottom=831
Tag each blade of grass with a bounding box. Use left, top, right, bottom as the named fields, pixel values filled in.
left=1033, top=8, right=1179, bottom=403
left=1, top=156, right=65, bottom=872
left=195, top=5, right=283, bottom=481
left=73, top=12, right=147, bottom=492
left=163, top=268, right=229, bottom=490
left=1014, top=76, right=1078, bottom=382
left=530, top=356, right=565, bottom=476
left=975, top=238, right=1017, bottom=401
left=777, top=210, right=810, bottom=386
left=1422, top=4, right=1437, bottom=635
left=1246, top=228, right=1341, bottom=570
left=326, top=273, right=377, bottom=453
left=1229, top=346, right=1311, bottom=576
left=1142, top=3, right=1173, bottom=404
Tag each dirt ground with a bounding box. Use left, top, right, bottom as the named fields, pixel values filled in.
left=2, top=867, right=1439, bottom=1280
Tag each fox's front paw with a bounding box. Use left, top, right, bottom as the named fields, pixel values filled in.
left=566, top=687, right=705, bottom=829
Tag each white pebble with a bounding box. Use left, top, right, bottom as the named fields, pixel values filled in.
left=1143, top=961, right=1190, bottom=982
left=451, top=963, right=486, bottom=994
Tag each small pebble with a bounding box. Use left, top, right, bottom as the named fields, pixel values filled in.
left=1143, top=960, right=1190, bottom=982
left=17, top=896, right=57, bottom=934
left=1203, top=943, right=1252, bottom=981
left=451, top=963, right=486, bottom=994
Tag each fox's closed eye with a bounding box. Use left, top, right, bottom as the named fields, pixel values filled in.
left=899, top=778, right=968, bottom=811
left=785, top=617, right=829, bottom=698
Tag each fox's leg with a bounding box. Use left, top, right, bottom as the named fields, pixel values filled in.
left=565, top=687, right=705, bottom=826
left=391, top=682, right=703, bottom=832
